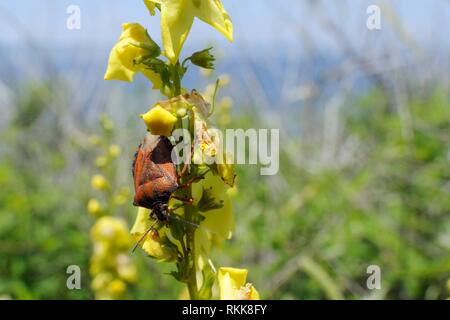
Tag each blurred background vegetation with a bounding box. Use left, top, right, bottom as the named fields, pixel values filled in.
left=0, top=0, right=449, bottom=299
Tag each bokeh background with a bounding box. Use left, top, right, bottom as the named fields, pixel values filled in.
left=0, top=0, right=449, bottom=299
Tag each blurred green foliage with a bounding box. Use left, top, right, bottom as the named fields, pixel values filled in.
left=0, top=81, right=449, bottom=299
left=223, top=88, right=450, bottom=299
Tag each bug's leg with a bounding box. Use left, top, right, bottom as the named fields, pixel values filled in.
left=177, top=162, right=188, bottom=185
left=176, top=141, right=195, bottom=184
left=177, top=173, right=208, bottom=190
left=171, top=195, right=193, bottom=204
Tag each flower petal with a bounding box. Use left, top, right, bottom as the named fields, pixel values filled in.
left=192, top=173, right=234, bottom=244
left=218, top=267, right=247, bottom=300
left=160, top=0, right=195, bottom=63
left=104, top=23, right=162, bottom=88
left=193, top=0, right=233, bottom=42
left=104, top=42, right=136, bottom=82
left=218, top=267, right=260, bottom=300
left=143, top=0, right=158, bottom=15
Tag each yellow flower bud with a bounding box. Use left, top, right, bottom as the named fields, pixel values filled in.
left=114, top=194, right=127, bottom=206
left=160, top=85, right=172, bottom=97
left=108, top=144, right=121, bottom=157
left=117, top=254, right=137, bottom=283
left=140, top=105, right=177, bottom=136
left=218, top=74, right=231, bottom=87
left=88, top=135, right=101, bottom=146
left=220, top=96, right=233, bottom=110
left=91, top=217, right=132, bottom=249
left=113, top=186, right=130, bottom=206
left=91, top=272, right=112, bottom=292
left=87, top=198, right=102, bottom=216
left=95, top=156, right=108, bottom=168
left=108, top=279, right=126, bottom=298
left=176, top=107, right=187, bottom=118
left=100, top=115, right=114, bottom=131
left=91, top=174, right=109, bottom=191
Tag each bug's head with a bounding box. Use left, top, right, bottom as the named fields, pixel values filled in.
left=152, top=201, right=170, bottom=222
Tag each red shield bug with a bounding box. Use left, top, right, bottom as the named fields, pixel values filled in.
left=132, top=133, right=178, bottom=222
left=131, top=133, right=198, bottom=251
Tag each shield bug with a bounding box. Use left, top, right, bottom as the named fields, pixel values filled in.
left=131, top=133, right=197, bottom=251
left=132, top=133, right=178, bottom=222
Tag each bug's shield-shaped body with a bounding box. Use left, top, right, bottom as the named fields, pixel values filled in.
left=132, top=134, right=178, bottom=221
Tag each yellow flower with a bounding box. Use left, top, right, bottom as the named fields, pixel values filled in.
left=88, top=135, right=101, bottom=146
left=117, top=254, right=138, bottom=282
left=218, top=267, right=260, bottom=300
left=141, top=105, right=177, bottom=136
left=91, top=217, right=132, bottom=250
left=108, top=144, right=121, bottom=157
left=130, top=207, right=178, bottom=261
left=90, top=218, right=136, bottom=300
left=220, top=96, right=233, bottom=109
left=145, top=0, right=233, bottom=63
left=114, top=187, right=130, bottom=206
left=196, top=173, right=234, bottom=243
left=104, top=23, right=162, bottom=88
left=108, top=279, right=127, bottom=298
left=100, top=114, right=115, bottom=131
left=191, top=173, right=234, bottom=269
left=218, top=74, right=231, bottom=86
left=95, top=156, right=108, bottom=168
left=91, top=272, right=113, bottom=292
left=87, top=198, right=102, bottom=216
left=91, top=174, right=109, bottom=191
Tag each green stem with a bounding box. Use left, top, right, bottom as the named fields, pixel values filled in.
left=169, top=60, right=198, bottom=299
left=184, top=186, right=198, bottom=299
left=171, top=62, right=182, bottom=97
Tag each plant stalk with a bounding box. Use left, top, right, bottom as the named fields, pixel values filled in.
left=184, top=199, right=198, bottom=299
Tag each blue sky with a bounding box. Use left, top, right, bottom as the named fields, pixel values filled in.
left=1, top=0, right=449, bottom=56
left=0, top=1, right=448, bottom=120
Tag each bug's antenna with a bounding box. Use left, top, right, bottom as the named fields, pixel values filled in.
left=131, top=219, right=158, bottom=253
left=170, top=215, right=199, bottom=229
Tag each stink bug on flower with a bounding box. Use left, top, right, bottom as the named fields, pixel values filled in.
left=131, top=133, right=198, bottom=252
left=132, top=133, right=178, bottom=221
